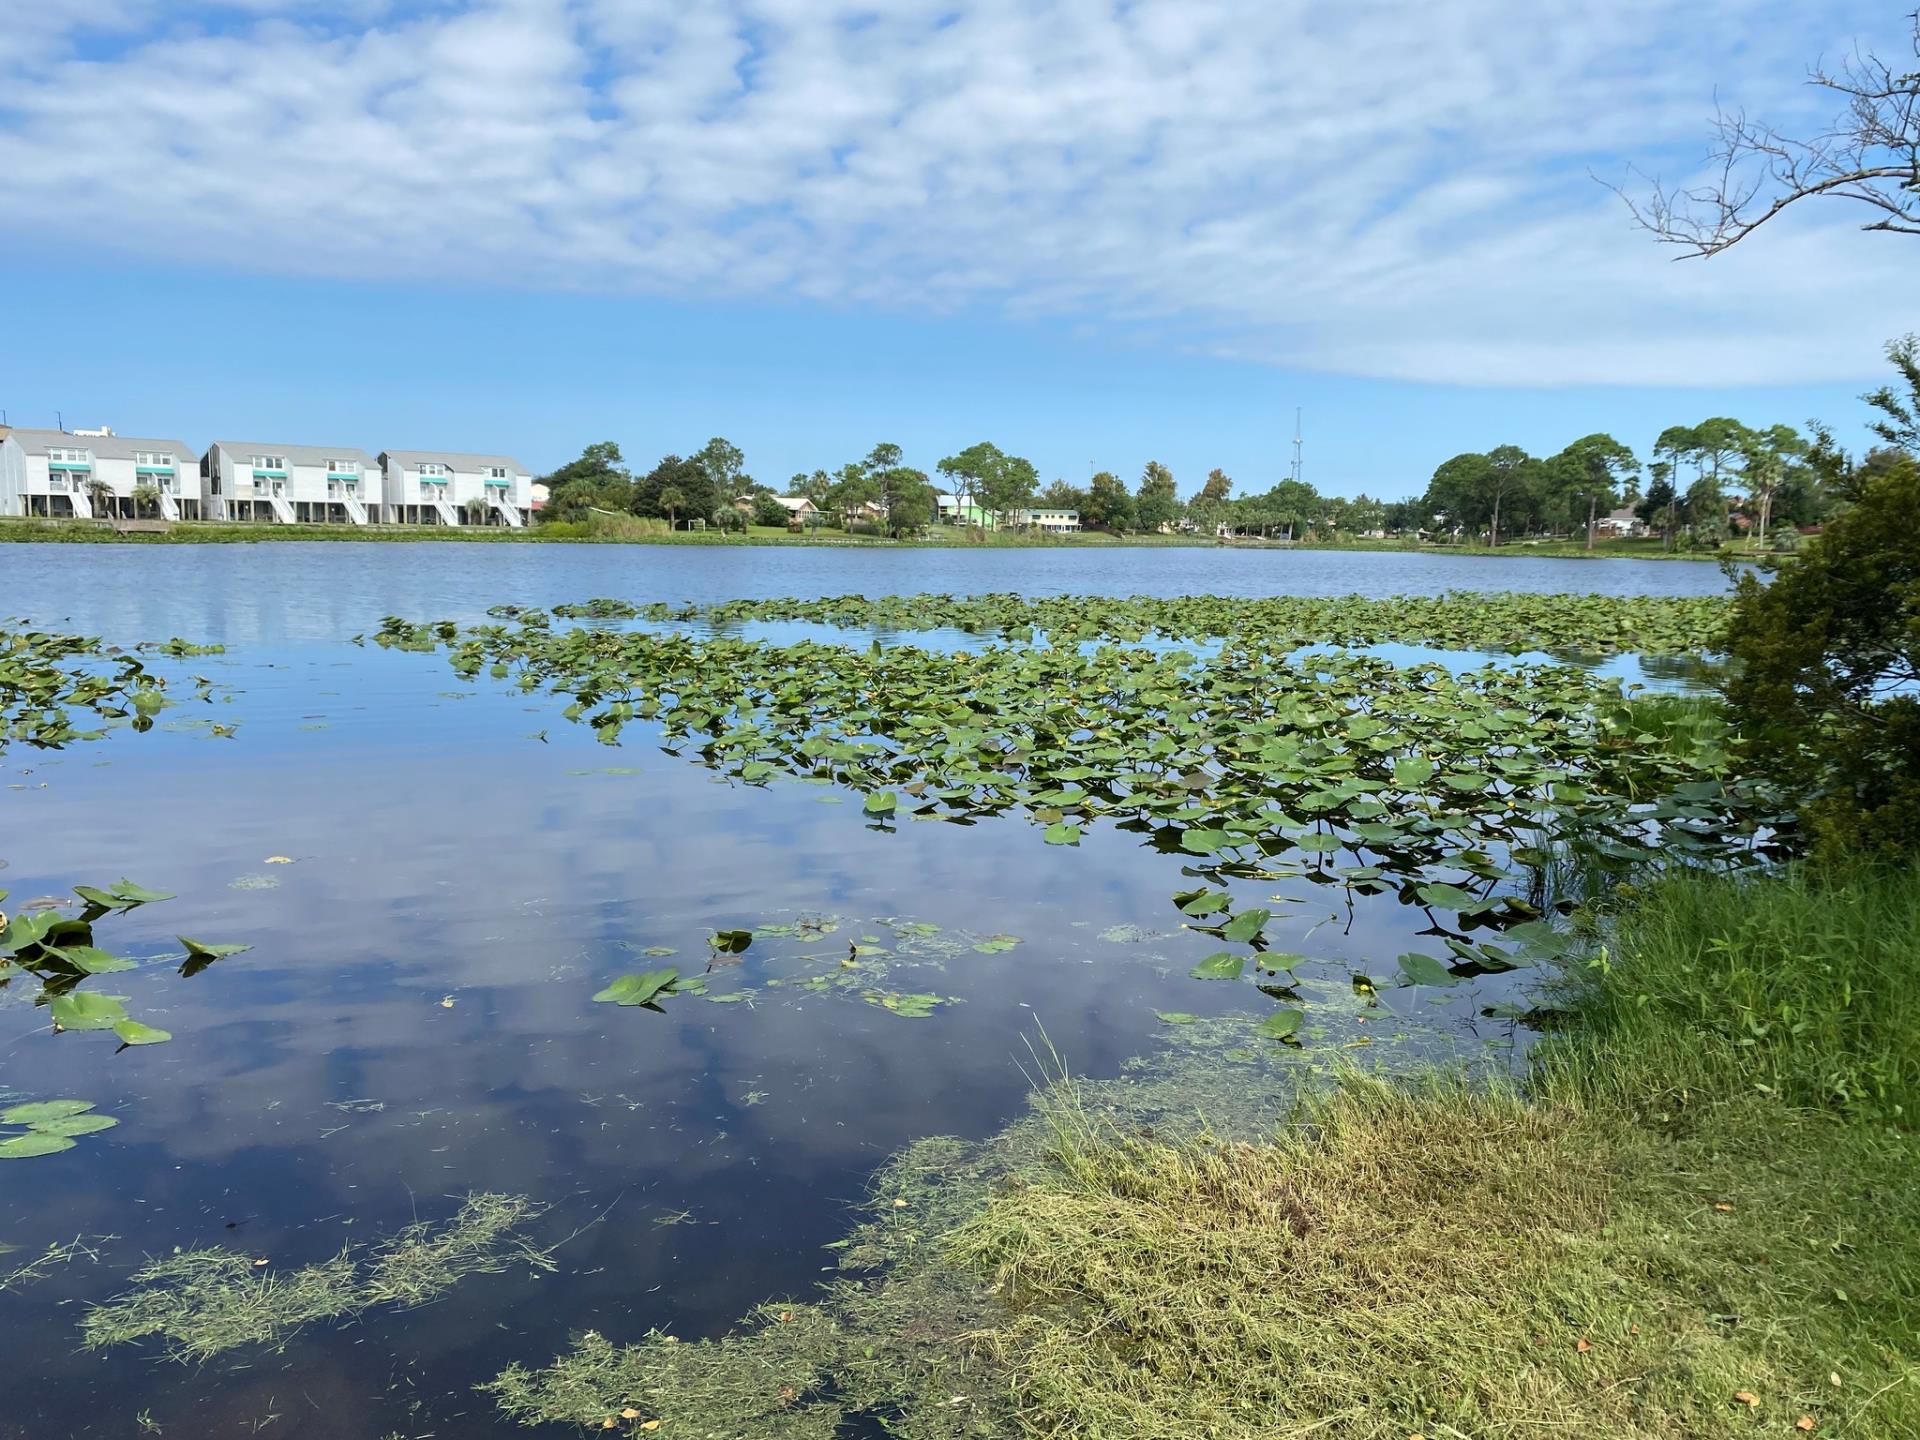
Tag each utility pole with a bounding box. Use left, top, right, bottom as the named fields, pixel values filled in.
left=1289, top=407, right=1303, bottom=487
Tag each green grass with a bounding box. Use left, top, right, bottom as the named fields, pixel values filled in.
left=1539, top=865, right=1920, bottom=1124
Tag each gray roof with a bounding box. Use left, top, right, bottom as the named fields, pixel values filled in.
left=8, top=428, right=196, bottom=463
left=210, top=441, right=378, bottom=467
left=379, top=449, right=528, bottom=474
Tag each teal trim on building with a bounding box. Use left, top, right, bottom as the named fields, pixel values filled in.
left=47, top=460, right=92, bottom=472
left=326, top=472, right=359, bottom=483
left=484, top=478, right=510, bottom=487
left=135, top=464, right=176, bottom=475
left=251, top=469, right=288, bottom=479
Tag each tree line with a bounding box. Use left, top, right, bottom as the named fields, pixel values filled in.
left=536, top=341, right=1918, bottom=546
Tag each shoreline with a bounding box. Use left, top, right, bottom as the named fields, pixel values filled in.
left=0, top=517, right=1732, bottom=561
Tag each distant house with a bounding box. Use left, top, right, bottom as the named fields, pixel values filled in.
left=1595, top=506, right=1647, bottom=538
left=773, top=495, right=820, bottom=522
left=935, top=492, right=994, bottom=526
left=0, top=428, right=205, bottom=520
left=530, top=482, right=550, bottom=513
left=1009, top=506, right=1081, bottom=533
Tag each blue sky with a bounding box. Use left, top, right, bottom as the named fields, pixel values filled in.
left=0, top=1, right=1911, bottom=500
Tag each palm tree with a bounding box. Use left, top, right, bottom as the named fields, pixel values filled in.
left=86, top=477, right=115, bottom=518
left=131, top=483, right=161, bottom=519
left=463, top=496, right=487, bottom=526
left=658, top=484, right=686, bottom=531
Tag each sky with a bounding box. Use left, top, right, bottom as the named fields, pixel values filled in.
left=0, top=0, right=1912, bottom=500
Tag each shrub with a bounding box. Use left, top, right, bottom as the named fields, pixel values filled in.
left=1722, top=459, right=1920, bottom=859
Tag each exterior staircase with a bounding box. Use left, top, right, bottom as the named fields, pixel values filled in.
left=268, top=495, right=296, bottom=524
left=492, top=497, right=524, bottom=528
left=341, top=493, right=368, bottom=525
left=68, top=488, right=92, bottom=519
left=158, top=490, right=179, bottom=521
left=432, top=497, right=461, bottom=527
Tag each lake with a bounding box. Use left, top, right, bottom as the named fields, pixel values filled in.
left=0, top=543, right=1730, bottom=1438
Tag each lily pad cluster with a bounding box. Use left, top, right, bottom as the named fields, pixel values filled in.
left=504, top=590, right=1732, bottom=658
left=1, top=882, right=248, bottom=1047
left=382, top=601, right=1778, bottom=1026
left=1, top=623, right=240, bottom=757
left=0, top=624, right=162, bottom=752
left=594, top=915, right=988, bottom=1021
left=0, top=1099, right=117, bottom=1159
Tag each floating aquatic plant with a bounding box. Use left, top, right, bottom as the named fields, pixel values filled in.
left=0, top=883, right=245, bottom=1048
left=381, top=598, right=1781, bottom=1025
left=541, top=589, right=1731, bottom=657
left=0, top=1099, right=118, bottom=1160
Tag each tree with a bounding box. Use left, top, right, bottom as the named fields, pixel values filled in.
left=463, top=496, right=488, bottom=526
left=658, top=484, right=686, bottom=530
left=1618, top=13, right=1920, bottom=255
left=693, top=437, right=749, bottom=511
left=879, top=465, right=934, bottom=537
left=1199, top=468, right=1233, bottom=504
left=1550, top=433, right=1639, bottom=549
left=1081, top=471, right=1135, bottom=532
left=1036, top=479, right=1086, bottom=511
left=1723, top=459, right=1920, bottom=858
left=1481, top=445, right=1536, bottom=546
left=1636, top=467, right=1680, bottom=550
left=1423, top=453, right=1492, bottom=541
left=632, top=455, right=717, bottom=526
left=1735, top=423, right=1808, bottom=547
left=751, top=491, right=790, bottom=528
left=936, top=442, right=996, bottom=526
left=939, top=441, right=1039, bottom=527
left=131, top=482, right=161, bottom=519
left=825, top=461, right=880, bottom=529
left=541, top=441, right=632, bottom=522
left=1134, top=461, right=1178, bottom=532
left=1865, top=334, right=1920, bottom=453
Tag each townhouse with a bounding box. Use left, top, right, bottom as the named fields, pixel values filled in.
left=379, top=451, right=533, bottom=527
left=203, top=442, right=382, bottom=524
left=0, top=428, right=206, bottom=519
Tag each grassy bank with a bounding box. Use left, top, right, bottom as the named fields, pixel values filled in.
left=489, top=865, right=1920, bottom=1438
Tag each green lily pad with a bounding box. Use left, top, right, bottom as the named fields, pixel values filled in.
left=1191, top=953, right=1246, bottom=981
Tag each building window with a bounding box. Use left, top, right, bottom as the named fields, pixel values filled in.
left=47, top=447, right=90, bottom=465
left=417, top=462, right=448, bottom=478
left=486, top=466, right=507, bottom=479
left=325, top=459, right=358, bottom=476
left=250, top=455, right=287, bottom=470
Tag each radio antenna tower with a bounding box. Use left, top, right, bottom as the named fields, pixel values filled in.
left=1289, top=408, right=1303, bottom=486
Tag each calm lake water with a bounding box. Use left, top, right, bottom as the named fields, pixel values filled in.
left=0, top=544, right=1729, bottom=1438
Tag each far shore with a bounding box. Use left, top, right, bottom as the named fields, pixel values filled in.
left=0, top=516, right=1738, bottom=561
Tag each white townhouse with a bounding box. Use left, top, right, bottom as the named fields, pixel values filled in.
left=0, top=428, right=206, bottom=520
left=1010, top=506, right=1081, bottom=533
left=203, top=442, right=382, bottom=525
left=378, top=451, right=532, bottom=527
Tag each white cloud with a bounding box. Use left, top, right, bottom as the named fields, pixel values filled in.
left=0, top=0, right=1909, bottom=384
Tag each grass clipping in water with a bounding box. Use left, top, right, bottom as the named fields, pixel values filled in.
left=84, top=1193, right=551, bottom=1363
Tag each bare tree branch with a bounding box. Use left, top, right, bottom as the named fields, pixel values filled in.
left=1610, top=11, right=1920, bottom=257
